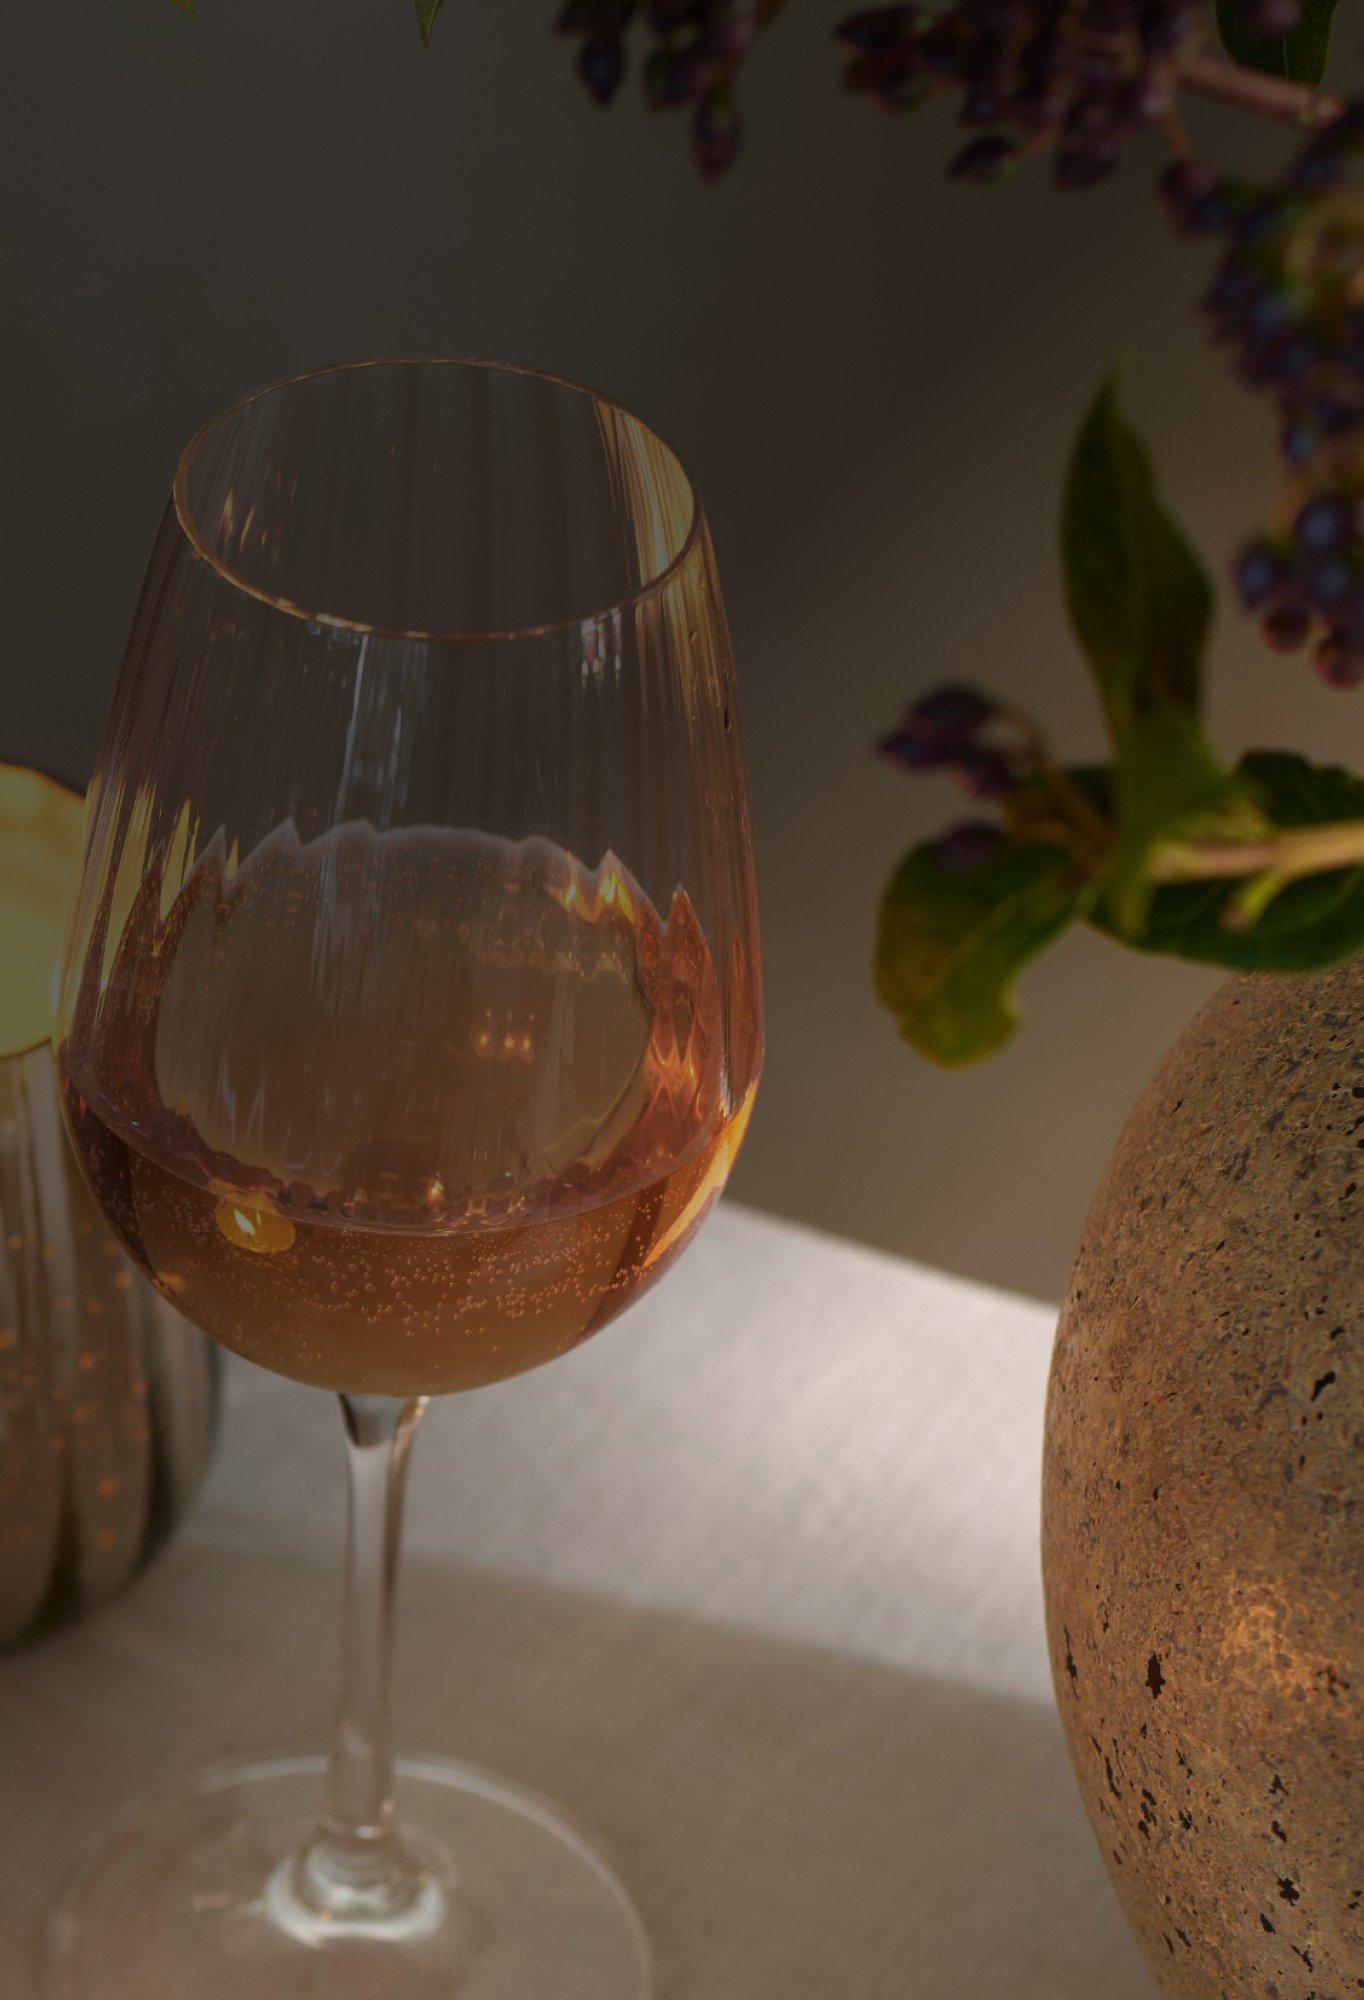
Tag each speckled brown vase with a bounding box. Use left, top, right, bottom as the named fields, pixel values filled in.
left=1042, top=962, right=1363, bottom=1998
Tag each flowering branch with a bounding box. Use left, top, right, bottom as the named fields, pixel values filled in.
left=533, top=1, right=1364, bottom=1057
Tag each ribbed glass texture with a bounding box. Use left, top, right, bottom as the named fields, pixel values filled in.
left=54, top=358, right=763, bottom=1398
left=0, top=1044, right=218, bottom=1650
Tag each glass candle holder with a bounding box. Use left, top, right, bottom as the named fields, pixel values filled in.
left=0, top=764, right=219, bottom=1650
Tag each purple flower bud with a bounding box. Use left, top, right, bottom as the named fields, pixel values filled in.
left=1065, top=91, right=1118, bottom=138
left=968, top=0, right=1024, bottom=34
left=959, top=85, right=1004, bottom=126
left=954, top=749, right=1015, bottom=798
left=1289, top=141, right=1345, bottom=192
left=1139, top=0, right=1196, bottom=54
left=1312, top=390, right=1362, bottom=436
left=836, top=6, right=915, bottom=53
left=558, top=0, right=634, bottom=32
left=1261, top=601, right=1313, bottom=652
left=1159, top=158, right=1216, bottom=230
left=1189, top=183, right=1242, bottom=232
left=1297, top=550, right=1357, bottom=613
left=910, top=685, right=997, bottom=736
left=700, top=15, right=753, bottom=63
left=1282, top=414, right=1321, bottom=467
left=1296, top=493, right=1355, bottom=554
left=1116, top=69, right=1171, bottom=127
left=645, top=45, right=700, bottom=108
left=693, top=90, right=741, bottom=177
left=917, top=18, right=969, bottom=77
left=1203, top=260, right=1253, bottom=318
left=1008, top=79, right=1065, bottom=131
left=853, top=54, right=927, bottom=109
left=1315, top=639, right=1364, bottom=689
left=1236, top=200, right=1289, bottom=252
left=933, top=821, right=1007, bottom=870
left=1244, top=0, right=1299, bottom=34
left=1015, top=28, right=1059, bottom=77
left=878, top=728, right=945, bottom=770
left=950, top=132, right=1018, bottom=182
left=1070, top=47, right=1116, bottom=89
left=1235, top=540, right=1285, bottom=610
left=1265, top=331, right=1318, bottom=384
left=963, top=40, right=1004, bottom=81
left=578, top=37, right=626, bottom=104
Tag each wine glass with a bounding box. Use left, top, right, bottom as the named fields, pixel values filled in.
left=46, top=357, right=763, bottom=2000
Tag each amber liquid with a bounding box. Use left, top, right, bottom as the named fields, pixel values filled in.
left=60, top=826, right=752, bottom=1396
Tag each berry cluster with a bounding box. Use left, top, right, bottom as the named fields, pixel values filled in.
left=1162, top=105, right=1364, bottom=687
left=556, top=1, right=782, bottom=177
left=1236, top=496, right=1364, bottom=688
left=835, top=0, right=1202, bottom=191
left=929, top=819, right=1010, bottom=868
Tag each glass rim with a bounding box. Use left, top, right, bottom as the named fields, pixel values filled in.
left=171, top=354, right=705, bottom=646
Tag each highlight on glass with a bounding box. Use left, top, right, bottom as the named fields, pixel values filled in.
left=46, top=357, right=763, bottom=2000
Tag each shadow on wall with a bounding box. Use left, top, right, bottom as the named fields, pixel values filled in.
left=5, top=1539, right=1157, bottom=1998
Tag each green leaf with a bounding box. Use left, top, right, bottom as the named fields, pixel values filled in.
left=1062, top=373, right=1213, bottom=747
left=1060, top=377, right=1270, bottom=932
left=1215, top=0, right=1339, bottom=86
left=1091, top=751, right=1364, bottom=970
left=172, top=0, right=195, bottom=14
left=876, top=839, right=1091, bottom=1064
left=414, top=0, right=447, bottom=47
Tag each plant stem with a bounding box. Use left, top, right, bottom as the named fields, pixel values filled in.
left=1151, top=816, right=1364, bottom=882
left=1162, top=104, right=1195, bottom=160
left=1177, top=51, right=1341, bottom=128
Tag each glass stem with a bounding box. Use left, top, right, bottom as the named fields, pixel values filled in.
left=290, top=1392, right=430, bottom=1925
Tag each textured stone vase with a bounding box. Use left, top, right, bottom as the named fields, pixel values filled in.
left=1043, top=962, right=1363, bottom=1998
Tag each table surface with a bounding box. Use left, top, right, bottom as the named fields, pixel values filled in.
left=0, top=1203, right=1158, bottom=1997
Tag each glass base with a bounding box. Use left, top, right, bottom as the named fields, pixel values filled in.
left=42, top=1755, right=654, bottom=2000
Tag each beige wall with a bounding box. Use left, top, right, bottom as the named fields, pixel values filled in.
left=5, top=2, right=1359, bottom=1300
